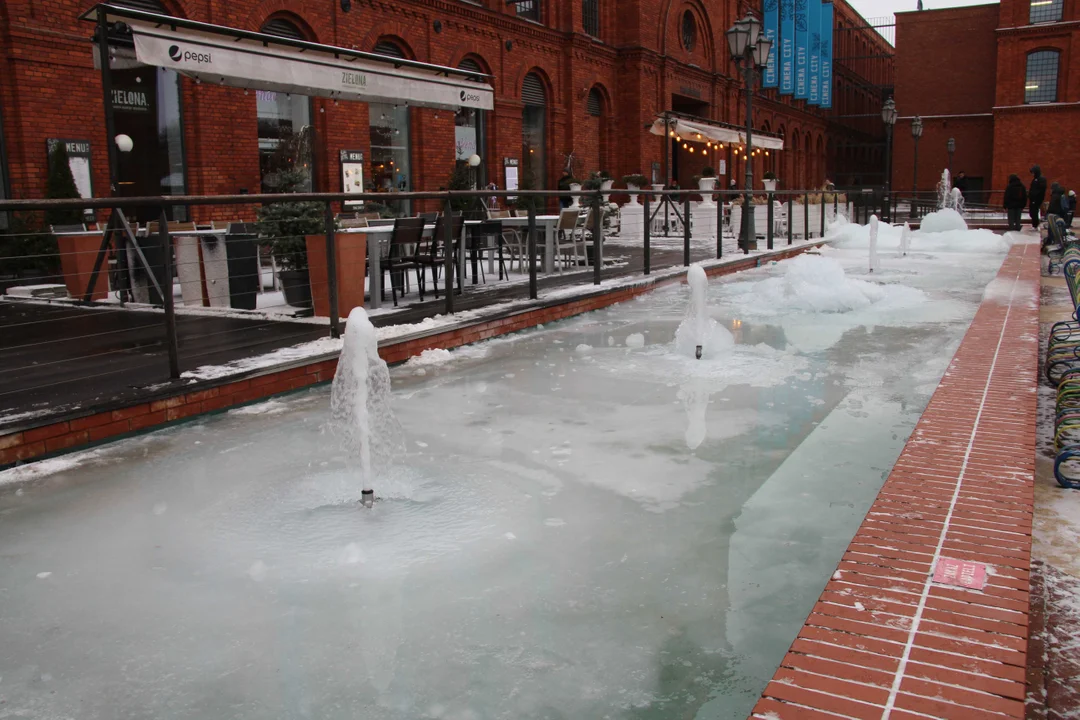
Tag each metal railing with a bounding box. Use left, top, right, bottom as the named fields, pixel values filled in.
left=0, top=187, right=847, bottom=424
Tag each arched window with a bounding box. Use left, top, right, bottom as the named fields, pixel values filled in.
left=586, top=88, right=603, bottom=117
left=373, top=40, right=407, bottom=59
left=456, top=57, right=489, bottom=187
left=1025, top=50, right=1060, bottom=103
left=522, top=72, right=548, bottom=190
left=369, top=39, right=412, bottom=213
left=261, top=18, right=306, bottom=40
left=682, top=11, right=697, bottom=52
left=258, top=17, right=314, bottom=193
left=585, top=86, right=609, bottom=172
left=583, top=0, right=600, bottom=36
left=1030, top=0, right=1063, bottom=24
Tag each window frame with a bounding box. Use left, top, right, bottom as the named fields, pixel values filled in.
left=1029, top=0, right=1063, bottom=25
left=1024, top=49, right=1060, bottom=104
left=583, top=0, right=600, bottom=37
left=512, top=0, right=541, bottom=22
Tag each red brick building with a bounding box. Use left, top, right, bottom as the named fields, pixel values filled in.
left=893, top=0, right=1080, bottom=204
left=0, top=0, right=894, bottom=215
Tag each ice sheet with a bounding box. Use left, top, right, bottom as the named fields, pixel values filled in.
left=0, top=236, right=1008, bottom=720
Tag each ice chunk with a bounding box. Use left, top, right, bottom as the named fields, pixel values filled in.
left=920, top=207, right=967, bottom=233
left=625, top=333, right=645, bottom=348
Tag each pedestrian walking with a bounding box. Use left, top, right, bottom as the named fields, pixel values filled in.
left=1065, top=190, right=1077, bottom=227
left=1029, top=165, right=1048, bottom=229
left=1003, top=174, right=1027, bottom=231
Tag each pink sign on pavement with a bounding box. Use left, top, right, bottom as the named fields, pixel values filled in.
left=933, top=557, right=988, bottom=590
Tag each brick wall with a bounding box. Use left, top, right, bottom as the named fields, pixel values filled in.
left=0, top=0, right=893, bottom=207
left=889, top=0, right=1080, bottom=201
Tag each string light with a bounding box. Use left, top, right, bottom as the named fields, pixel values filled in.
left=743, top=155, right=748, bottom=160
left=765, top=151, right=770, bottom=156
left=676, top=135, right=682, bottom=142
left=670, top=130, right=675, bottom=137
left=702, top=149, right=707, bottom=156
left=689, top=147, right=694, bottom=153
left=683, top=143, right=688, bottom=149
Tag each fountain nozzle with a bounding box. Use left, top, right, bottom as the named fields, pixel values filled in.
left=361, top=489, right=374, bottom=508
left=695, top=345, right=703, bottom=359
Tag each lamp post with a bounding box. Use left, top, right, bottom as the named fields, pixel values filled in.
left=881, top=98, right=896, bottom=223
left=726, top=13, right=772, bottom=254
left=911, top=115, right=923, bottom=219
left=468, top=153, right=481, bottom=190
left=946, top=137, right=955, bottom=179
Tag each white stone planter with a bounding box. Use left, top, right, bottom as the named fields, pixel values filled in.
left=697, top=177, right=717, bottom=208
left=600, top=178, right=614, bottom=204
left=762, top=179, right=777, bottom=192
left=568, top=183, right=583, bottom=209
left=625, top=183, right=641, bottom=206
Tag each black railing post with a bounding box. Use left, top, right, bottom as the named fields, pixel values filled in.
left=324, top=201, right=340, bottom=339
left=643, top=193, right=651, bottom=274
left=716, top=192, right=723, bottom=259
left=787, top=195, right=794, bottom=245
left=820, top=193, right=826, bottom=237
left=683, top=193, right=691, bottom=266
left=593, top=191, right=603, bottom=285
left=527, top=201, right=538, bottom=299
left=443, top=197, right=454, bottom=314
left=803, top=198, right=810, bottom=240
left=767, top=194, right=774, bottom=250
left=158, top=209, right=180, bottom=379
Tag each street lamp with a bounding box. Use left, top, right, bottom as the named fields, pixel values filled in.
left=881, top=99, right=897, bottom=223
left=911, top=115, right=923, bottom=219
left=726, top=13, right=771, bottom=254
left=946, top=137, right=955, bottom=179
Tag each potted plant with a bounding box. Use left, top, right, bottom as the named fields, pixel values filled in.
left=565, top=177, right=583, bottom=209
left=763, top=171, right=778, bottom=192
left=257, top=168, right=323, bottom=309
left=695, top=166, right=718, bottom=193
left=622, top=173, right=648, bottom=206
left=598, top=170, right=614, bottom=203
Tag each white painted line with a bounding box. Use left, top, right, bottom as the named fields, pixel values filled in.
left=881, top=246, right=1030, bottom=719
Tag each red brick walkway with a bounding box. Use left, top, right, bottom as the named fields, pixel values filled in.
left=752, top=242, right=1041, bottom=719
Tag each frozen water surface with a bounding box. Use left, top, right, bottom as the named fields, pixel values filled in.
left=0, top=235, right=1012, bottom=719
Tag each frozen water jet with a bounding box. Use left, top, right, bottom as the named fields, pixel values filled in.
left=868, top=215, right=880, bottom=273
left=329, top=307, right=404, bottom=508
left=675, top=264, right=734, bottom=360
left=900, top=222, right=912, bottom=256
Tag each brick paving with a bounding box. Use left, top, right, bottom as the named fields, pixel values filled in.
left=752, top=242, right=1042, bottom=719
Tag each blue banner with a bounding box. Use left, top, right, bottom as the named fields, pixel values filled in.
left=808, top=0, right=821, bottom=105
left=820, top=1, right=834, bottom=108
left=763, top=0, right=779, bottom=88
left=794, top=0, right=808, bottom=99
left=779, top=0, right=794, bottom=94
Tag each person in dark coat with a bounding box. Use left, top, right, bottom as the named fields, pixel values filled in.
left=557, top=172, right=573, bottom=209
left=1067, top=190, right=1077, bottom=227
left=1029, top=165, right=1048, bottom=229
left=1003, top=174, right=1027, bottom=231
left=1048, top=182, right=1066, bottom=219
left=954, top=171, right=969, bottom=200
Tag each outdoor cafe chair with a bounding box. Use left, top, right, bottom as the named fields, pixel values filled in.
left=467, top=220, right=511, bottom=284
left=415, top=212, right=465, bottom=298
left=384, top=217, right=425, bottom=307
left=555, top=208, right=585, bottom=272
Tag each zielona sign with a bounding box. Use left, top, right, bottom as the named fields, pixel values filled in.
left=112, top=87, right=151, bottom=113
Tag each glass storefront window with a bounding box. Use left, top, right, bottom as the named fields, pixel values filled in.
left=455, top=107, right=485, bottom=188
left=368, top=103, right=411, bottom=216
left=111, top=64, right=187, bottom=221
left=257, top=91, right=314, bottom=193
left=522, top=105, right=546, bottom=190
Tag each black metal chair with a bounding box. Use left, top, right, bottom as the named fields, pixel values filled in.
left=468, top=220, right=510, bottom=284
left=415, top=212, right=465, bottom=299
left=384, top=217, right=425, bottom=306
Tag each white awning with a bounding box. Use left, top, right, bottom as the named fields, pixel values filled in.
left=649, top=116, right=784, bottom=151
left=85, top=5, right=493, bottom=112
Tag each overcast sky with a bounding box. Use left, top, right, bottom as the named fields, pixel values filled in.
left=844, top=0, right=997, bottom=22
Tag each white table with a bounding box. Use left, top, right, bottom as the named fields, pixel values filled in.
left=500, top=215, right=561, bottom=273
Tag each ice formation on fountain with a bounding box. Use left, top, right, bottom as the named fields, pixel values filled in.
left=900, top=222, right=912, bottom=256
left=674, top=264, right=734, bottom=360
left=869, top=215, right=880, bottom=273
left=937, top=169, right=952, bottom=210
left=329, top=307, right=404, bottom=507
left=921, top=169, right=968, bottom=233
left=679, top=380, right=711, bottom=450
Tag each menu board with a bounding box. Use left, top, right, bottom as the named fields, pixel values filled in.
left=340, top=149, right=365, bottom=207
left=46, top=139, right=94, bottom=221
left=504, top=157, right=519, bottom=200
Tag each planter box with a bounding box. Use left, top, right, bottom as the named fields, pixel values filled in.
left=56, top=232, right=108, bottom=301
left=306, top=232, right=367, bottom=319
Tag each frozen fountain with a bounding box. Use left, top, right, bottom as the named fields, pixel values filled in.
left=937, top=169, right=953, bottom=210
left=675, top=264, right=734, bottom=360
left=329, top=306, right=404, bottom=507
left=900, top=222, right=912, bottom=256
left=869, top=215, right=880, bottom=272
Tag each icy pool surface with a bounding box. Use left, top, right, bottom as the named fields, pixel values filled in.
left=0, top=233, right=1013, bottom=719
